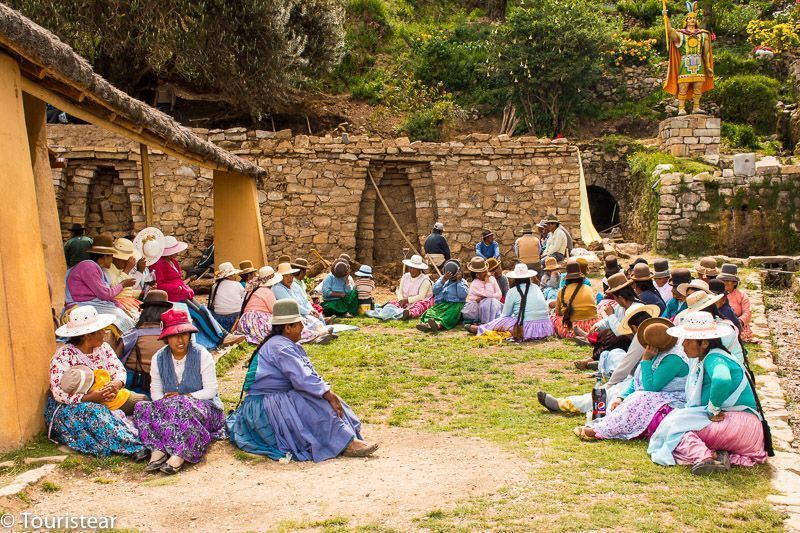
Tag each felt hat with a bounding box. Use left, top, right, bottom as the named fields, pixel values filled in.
left=433, top=222, right=444, bottom=231
left=564, top=260, right=583, bottom=280
left=112, top=237, right=139, bottom=262
left=402, top=254, right=429, bottom=270
left=338, top=253, right=352, bottom=264
left=628, top=257, right=648, bottom=273
left=708, top=279, right=727, bottom=296
left=717, top=263, right=740, bottom=283
left=215, top=262, right=242, bottom=281
left=604, top=255, right=622, bottom=279
left=133, top=227, right=165, bottom=266
left=675, top=290, right=724, bottom=321
left=575, top=256, right=589, bottom=275
left=521, top=223, right=533, bottom=235
left=271, top=299, right=303, bottom=325
left=677, top=279, right=710, bottom=297
left=70, top=223, right=84, bottom=233
left=486, top=257, right=501, bottom=272
left=354, top=265, right=373, bottom=278
left=140, top=290, right=173, bottom=309
left=667, top=311, right=733, bottom=340
left=158, top=308, right=198, bottom=339
left=277, top=254, right=292, bottom=264
left=669, top=268, right=692, bottom=287
left=291, top=258, right=310, bottom=270
left=507, top=263, right=537, bottom=280
left=636, top=317, right=678, bottom=352
left=653, top=259, right=670, bottom=279
left=162, top=236, right=188, bottom=257
left=630, top=263, right=653, bottom=281
left=543, top=257, right=560, bottom=271
left=443, top=259, right=461, bottom=276
left=331, top=260, right=349, bottom=278
left=606, top=272, right=633, bottom=294
left=238, top=260, right=257, bottom=275
left=481, top=230, right=495, bottom=240
left=696, top=256, right=719, bottom=277
left=617, top=302, right=661, bottom=335
left=87, top=234, right=117, bottom=255
left=55, top=306, right=116, bottom=337
left=60, top=365, right=95, bottom=395
left=545, top=214, right=560, bottom=224
left=468, top=257, right=489, bottom=273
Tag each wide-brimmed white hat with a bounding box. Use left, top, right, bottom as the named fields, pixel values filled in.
left=257, top=266, right=274, bottom=279
left=163, top=235, right=189, bottom=256
left=617, top=302, right=662, bottom=335
left=402, top=255, right=429, bottom=270
left=112, top=237, right=140, bottom=262
left=267, top=263, right=298, bottom=287
left=56, top=306, right=116, bottom=337
left=215, top=262, right=242, bottom=280
left=506, top=263, right=537, bottom=279
left=133, top=227, right=165, bottom=266
left=677, top=279, right=709, bottom=297
left=667, top=311, right=733, bottom=340
left=675, top=290, right=723, bottom=322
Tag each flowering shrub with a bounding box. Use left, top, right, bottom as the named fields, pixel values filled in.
left=608, top=36, right=658, bottom=67
left=747, top=7, right=800, bottom=53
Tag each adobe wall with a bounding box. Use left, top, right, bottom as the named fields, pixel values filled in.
left=47, top=125, right=583, bottom=268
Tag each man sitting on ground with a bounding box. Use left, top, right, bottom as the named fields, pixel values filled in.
left=424, top=222, right=451, bottom=270
left=475, top=230, right=500, bottom=261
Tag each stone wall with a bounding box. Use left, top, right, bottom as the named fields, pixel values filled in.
left=658, top=114, right=720, bottom=161
left=579, top=142, right=632, bottom=230
left=596, top=62, right=666, bottom=103
left=47, top=125, right=583, bottom=268
left=656, top=155, right=800, bottom=255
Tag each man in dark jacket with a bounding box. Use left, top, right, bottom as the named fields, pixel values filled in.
left=424, top=222, right=450, bottom=270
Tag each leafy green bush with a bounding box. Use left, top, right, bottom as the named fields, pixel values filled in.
left=713, top=75, right=780, bottom=134
left=721, top=122, right=759, bottom=149
left=350, top=73, right=386, bottom=104
left=717, top=3, right=762, bottom=36
left=616, top=0, right=683, bottom=25
left=713, top=48, right=768, bottom=77
left=398, top=101, right=458, bottom=141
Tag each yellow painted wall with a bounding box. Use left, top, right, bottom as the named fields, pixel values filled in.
left=24, top=94, right=67, bottom=312
left=213, top=170, right=267, bottom=268
left=0, top=54, right=57, bottom=449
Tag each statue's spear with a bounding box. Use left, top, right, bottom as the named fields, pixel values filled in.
left=662, top=0, right=670, bottom=52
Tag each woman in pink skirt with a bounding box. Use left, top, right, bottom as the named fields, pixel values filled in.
left=235, top=266, right=276, bottom=345
left=390, top=255, right=434, bottom=319
left=717, top=263, right=758, bottom=343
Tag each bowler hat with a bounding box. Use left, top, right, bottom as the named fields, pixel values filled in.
left=653, top=259, right=670, bottom=279
left=630, top=263, right=653, bottom=281
left=606, top=272, right=633, bottom=294
left=717, top=263, right=740, bottom=283
left=669, top=268, right=692, bottom=287
left=87, top=234, right=117, bottom=255
left=636, top=317, right=678, bottom=352
left=141, top=290, right=173, bottom=309
left=564, top=260, right=583, bottom=280
left=468, top=257, right=489, bottom=273
left=272, top=299, right=303, bottom=325
left=443, top=259, right=461, bottom=276
left=291, top=257, right=310, bottom=270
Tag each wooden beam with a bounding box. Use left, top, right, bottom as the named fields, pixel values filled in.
left=19, top=77, right=224, bottom=172
left=140, top=143, right=154, bottom=226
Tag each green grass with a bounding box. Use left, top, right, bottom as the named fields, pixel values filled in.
left=297, top=318, right=784, bottom=531
left=40, top=480, right=61, bottom=493
left=216, top=342, right=253, bottom=377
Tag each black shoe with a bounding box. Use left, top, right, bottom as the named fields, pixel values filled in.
left=132, top=449, right=149, bottom=462
left=145, top=456, right=168, bottom=473
left=691, top=459, right=730, bottom=476
left=160, top=462, right=183, bottom=475
left=428, top=318, right=439, bottom=334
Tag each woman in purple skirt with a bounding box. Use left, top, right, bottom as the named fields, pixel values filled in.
left=469, top=264, right=554, bottom=340
left=133, top=309, right=225, bottom=475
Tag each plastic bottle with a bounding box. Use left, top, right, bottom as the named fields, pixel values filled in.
left=592, top=376, right=607, bottom=420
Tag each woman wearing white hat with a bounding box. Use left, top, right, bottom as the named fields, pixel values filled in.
left=270, top=263, right=333, bottom=344
left=209, top=262, right=245, bottom=333
left=388, top=255, right=434, bottom=319
left=45, top=306, right=147, bottom=459
left=648, top=311, right=769, bottom=475
left=235, top=266, right=277, bottom=344
left=105, top=237, right=143, bottom=315
left=470, top=264, right=553, bottom=341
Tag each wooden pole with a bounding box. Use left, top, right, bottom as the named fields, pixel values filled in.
left=366, top=169, right=442, bottom=277
left=140, top=143, right=154, bottom=226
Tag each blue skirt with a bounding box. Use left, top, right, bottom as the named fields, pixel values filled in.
left=227, top=394, right=285, bottom=460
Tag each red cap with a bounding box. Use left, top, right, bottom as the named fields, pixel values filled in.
left=158, top=309, right=198, bottom=339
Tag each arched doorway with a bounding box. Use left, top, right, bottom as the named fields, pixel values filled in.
left=587, top=185, right=620, bottom=232
left=85, top=166, right=133, bottom=237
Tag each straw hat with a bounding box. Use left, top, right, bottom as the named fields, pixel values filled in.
left=507, top=263, right=537, bottom=279
left=536, top=220, right=548, bottom=230
left=696, top=257, right=719, bottom=277
left=675, top=290, right=723, bottom=321
left=545, top=214, right=560, bottom=224
left=486, top=257, right=501, bottom=272
left=667, top=311, right=733, bottom=340
left=275, top=262, right=301, bottom=277
left=354, top=265, right=373, bottom=278
left=140, top=290, right=173, bottom=309
left=215, top=262, right=242, bottom=281
left=87, top=234, right=117, bottom=255
left=669, top=268, right=692, bottom=287
left=468, top=257, right=489, bottom=273
left=717, top=263, right=740, bottom=283
left=543, top=257, right=560, bottom=271
left=112, top=237, right=139, bottom=262
left=56, top=306, right=116, bottom=337
left=257, top=266, right=274, bottom=279
left=272, top=299, right=303, bottom=325
left=575, top=256, right=589, bottom=275
left=158, top=308, right=198, bottom=339
left=238, top=260, right=257, bottom=275
left=605, top=272, right=633, bottom=294
left=162, top=236, right=188, bottom=257
left=653, top=259, right=670, bottom=280
left=402, top=254, right=429, bottom=270
left=636, top=317, right=678, bottom=352
left=677, top=279, right=710, bottom=297
left=291, top=258, right=310, bottom=270
left=60, top=365, right=95, bottom=395
left=564, top=260, right=583, bottom=281
left=133, top=227, right=165, bottom=266
left=617, top=302, right=661, bottom=335
left=630, top=263, right=653, bottom=281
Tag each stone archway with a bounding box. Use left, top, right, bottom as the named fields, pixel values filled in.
left=587, top=185, right=620, bottom=232
left=85, top=166, right=134, bottom=237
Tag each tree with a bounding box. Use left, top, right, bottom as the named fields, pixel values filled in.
left=8, top=0, right=346, bottom=119
left=488, top=0, right=617, bottom=135
left=486, top=0, right=507, bottom=21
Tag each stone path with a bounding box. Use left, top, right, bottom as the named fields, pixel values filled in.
left=745, top=273, right=800, bottom=531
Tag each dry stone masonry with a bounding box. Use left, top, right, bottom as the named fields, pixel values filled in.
left=47, top=125, right=583, bottom=267
left=658, top=115, right=720, bottom=161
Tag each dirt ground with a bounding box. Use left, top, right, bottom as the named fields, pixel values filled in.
left=764, top=289, right=800, bottom=447
left=22, top=426, right=530, bottom=531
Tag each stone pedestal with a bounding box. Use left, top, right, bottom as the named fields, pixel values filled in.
left=658, top=115, right=720, bottom=159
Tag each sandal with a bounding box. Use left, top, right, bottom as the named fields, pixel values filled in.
left=160, top=462, right=184, bottom=475
left=574, top=359, right=598, bottom=371
left=145, top=455, right=169, bottom=473
left=573, top=427, right=596, bottom=441
left=342, top=441, right=379, bottom=458
left=691, top=458, right=730, bottom=476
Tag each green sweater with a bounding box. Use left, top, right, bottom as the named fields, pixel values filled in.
left=700, top=352, right=757, bottom=412
left=620, top=354, right=689, bottom=398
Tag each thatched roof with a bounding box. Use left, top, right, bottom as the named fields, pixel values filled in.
left=0, top=2, right=265, bottom=179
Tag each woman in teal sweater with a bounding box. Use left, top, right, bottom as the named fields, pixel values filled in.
left=648, top=311, right=769, bottom=475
